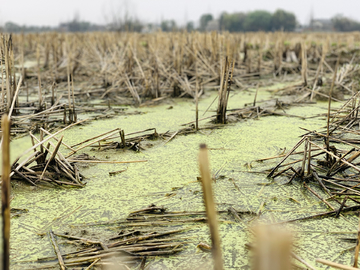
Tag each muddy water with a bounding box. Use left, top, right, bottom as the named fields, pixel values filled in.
left=8, top=87, right=358, bottom=269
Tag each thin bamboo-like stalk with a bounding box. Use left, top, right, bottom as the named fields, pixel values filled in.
left=65, top=39, right=72, bottom=116
left=84, top=258, right=100, bottom=270
left=310, top=44, right=327, bottom=101
left=301, top=41, right=307, bottom=86
left=49, top=230, right=66, bottom=270
left=4, top=36, right=11, bottom=111
left=326, top=56, right=340, bottom=160
left=36, top=42, right=43, bottom=110
left=66, top=128, right=121, bottom=158
left=268, top=136, right=306, bottom=177
left=195, top=46, right=199, bottom=131
left=20, top=33, right=25, bottom=86
left=316, top=258, right=359, bottom=270
left=1, top=114, right=11, bottom=270
left=354, top=213, right=360, bottom=267
left=40, top=135, right=63, bottom=180
left=253, top=83, right=259, bottom=107
left=301, top=137, right=308, bottom=176
left=198, top=144, right=223, bottom=270
left=67, top=159, right=147, bottom=164
left=253, top=225, right=292, bottom=270
left=40, top=128, right=75, bottom=152
left=1, top=40, right=4, bottom=104
left=307, top=136, right=312, bottom=176
left=8, top=76, right=22, bottom=119
left=71, top=59, right=76, bottom=122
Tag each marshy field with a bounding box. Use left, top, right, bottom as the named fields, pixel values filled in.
left=2, top=31, right=360, bottom=269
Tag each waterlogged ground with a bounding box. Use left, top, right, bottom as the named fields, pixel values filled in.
left=7, top=85, right=360, bottom=269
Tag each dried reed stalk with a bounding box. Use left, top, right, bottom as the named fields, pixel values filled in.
left=253, top=225, right=292, bottom=270
left=36, top=43, right=43, bottom=110
left=326, top=55, right=340, bottom=163
left=354, top=212, right=360, bottom=267
left=316, top=258, right=359, bottom=270
left=198, top=144, right=223, bottom=270
left=1, top=114, right=11, bottom=270
left=49, top=230, right=66, bottom=270
left=301, top=42, right=307, bottom=86
left=216, top=57, right=234, bottom=124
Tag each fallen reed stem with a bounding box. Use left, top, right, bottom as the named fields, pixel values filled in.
left=84, top=258, right=100, bottom=270
left=316, top=258, right=359, bottom=270
left=49, top=230, right=66, bottom=270
left=15, top=119, right=88, bottom=161
left=67, top=159, right=147, bottom=164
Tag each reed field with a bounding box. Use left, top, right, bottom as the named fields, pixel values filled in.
left=2, top=31, right=360, bottom=269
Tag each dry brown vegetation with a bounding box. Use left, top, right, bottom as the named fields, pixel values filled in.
left=2, top=31, right=360, bottom=269
left=1, top=31, right=360, bottom=133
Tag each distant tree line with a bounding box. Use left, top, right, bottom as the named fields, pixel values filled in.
left=3, top=22, right=54, bottom=33
left=2, top=10, right=360, bottom=33
left=191, top=11, right=360, bottom=32
left=331, top=15, right=360, bottom=31
left=2, top=19, right=104, bottom=33
left=160, top=9, right=297, bottom=32
left=217, top=9, right=297, bottom=32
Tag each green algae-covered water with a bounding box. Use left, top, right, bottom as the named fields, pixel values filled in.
left=8, top=86, right=359, bottom=269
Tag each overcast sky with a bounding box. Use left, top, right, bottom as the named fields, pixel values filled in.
left=1, top=0, right=360, bottom=27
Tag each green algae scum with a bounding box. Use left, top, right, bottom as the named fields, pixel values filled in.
left=5, top=92, right=357, bottom=269
left=1, top=31, right=360, bottom=269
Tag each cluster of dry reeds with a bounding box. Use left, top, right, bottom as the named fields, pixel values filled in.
left=268, top=86, right=360, bottom=213
left=262, top=75, right=360, bottom=269
left=30, top=203, right=251, bottom=269
left=1, top=31, right=360, bottom=136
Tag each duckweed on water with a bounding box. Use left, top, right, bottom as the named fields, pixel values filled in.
left=8, top=89, right=358, bottom=269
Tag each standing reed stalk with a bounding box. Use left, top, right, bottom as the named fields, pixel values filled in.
left=326, top=56, right=340, bottom=161
left=65, top=38, right=73, bottom=122
left=3, top=36, right=11, bottom=111
left=195, top=46, right=199, bottom=131
left=310, top=43, right=327, bottom=101
left=307, top=136, right=312, bottom=176
left=36, top=43, right=43, bottom=111
left=301, top=137, right=309, bottom=176
left=1, top=43, right=4, bottom=105
left=216, top=57, right=234, bottom=124
left=253, top=225, right=292, bottom=270
left=253, top=83, right=259, bottom=107
left=301, top=42, right=307, bottom=86
left=198, top=144, right=223, bottom=270
left=354, top=212, right=360, bottom=267
left=2, top=114, right=11, bottom=270
left=20, top=33, right=25, bottom=86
